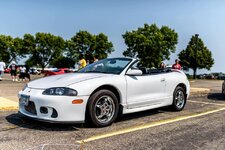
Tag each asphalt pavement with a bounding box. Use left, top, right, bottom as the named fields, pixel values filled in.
left=0, top=77, right=225, bottom=150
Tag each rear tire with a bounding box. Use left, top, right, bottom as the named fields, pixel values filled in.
left=171, top=86, right=186, bottom=111
left=86, top=89, right=119, bottom=127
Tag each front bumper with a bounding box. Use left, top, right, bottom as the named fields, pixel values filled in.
left=18, top=87, right=89, bottom=123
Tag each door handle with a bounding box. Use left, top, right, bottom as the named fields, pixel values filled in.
left=160, top=78, right=165, bottom=82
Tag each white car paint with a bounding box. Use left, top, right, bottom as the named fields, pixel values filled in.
left=18, top=58, right=190, bottom=123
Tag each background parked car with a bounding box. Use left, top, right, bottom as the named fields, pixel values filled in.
left=205, top=74, right=215, bottom=79
left=222, top=80, right=225, bottom=96
left=197, top=74, right=207, bottom=79
left=4, top=68, right=11, bottom=73
left=44, top=68, right=73, bottom=76
left=218, top=74, right=225, bottom=80
left=29, top=68, right=41, bottom=75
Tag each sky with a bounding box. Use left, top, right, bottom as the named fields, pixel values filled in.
left=0, top=0, right=224, bottom=74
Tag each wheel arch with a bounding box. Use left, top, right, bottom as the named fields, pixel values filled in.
left=85, top=84, right=122, bottom=121
left=89, top=84, right=121, bottom=103
left=176, top=83, right=187, bottom=97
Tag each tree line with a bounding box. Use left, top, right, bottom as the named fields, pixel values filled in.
left=0, top=24, right=214, bottom=78
left=0, top=31, right=114, bottom=70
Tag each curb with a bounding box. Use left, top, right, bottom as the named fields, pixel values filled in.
left=0, top=97, right=18, bottom=111
left=190, top=87, right=210, bottom=93
left=189, top=87, right=211, bottom=98
left=0, top=106, right=18, bottom=111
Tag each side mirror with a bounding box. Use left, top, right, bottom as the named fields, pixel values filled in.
left=126, top=69, right=143, bottom=76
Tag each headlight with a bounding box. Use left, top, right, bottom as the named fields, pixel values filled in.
left=42, top=87, right=77, bottom=96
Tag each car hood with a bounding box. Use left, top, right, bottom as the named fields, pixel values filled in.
left=28, top=73, right=113, bottom=89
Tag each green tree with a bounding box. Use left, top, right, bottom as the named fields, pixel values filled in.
left=51, top=56, right=75, bottom=68
left=23, top=34, right=36, bottom=53
left=23, top=34, right=36, bottom=67
left=0, top=35, right=12, bottom=63
left=64, top=40, right=79, bottom=63
left=178, top=34, right=214, bottom=79
left=94, top=33, right=114, bottom=59
left=12, top=37, right=25, bottom=60
left=71, top=30, right=114, bottom=63
left=122, top=24, right=178, bottom=68
left=26, top=32, right=65, bottom=70
left=0, top=35, right=25, bottom=63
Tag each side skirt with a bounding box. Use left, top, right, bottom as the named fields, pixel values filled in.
left=122, top=97, right=173, bottom=114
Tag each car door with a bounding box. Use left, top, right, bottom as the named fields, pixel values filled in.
left=125, top=63, right=166, bottom=109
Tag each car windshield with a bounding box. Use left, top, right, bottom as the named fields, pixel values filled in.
left=78, top=58, right=132, bottom=74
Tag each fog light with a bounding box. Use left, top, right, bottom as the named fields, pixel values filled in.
left=40, top=107, right=48, bottom=114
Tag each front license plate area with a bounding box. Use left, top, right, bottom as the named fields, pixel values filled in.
left=20, top=94, right=30, bottom=106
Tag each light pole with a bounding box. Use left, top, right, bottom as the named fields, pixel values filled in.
left=194, top=34, right=199, bottom=79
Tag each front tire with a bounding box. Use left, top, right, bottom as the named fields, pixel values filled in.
left=87, top=90, right=119, bottom=127
left=171, top=86, right=186, bottom=111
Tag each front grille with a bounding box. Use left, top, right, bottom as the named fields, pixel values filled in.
left=25, top=101, right=37, bottom=115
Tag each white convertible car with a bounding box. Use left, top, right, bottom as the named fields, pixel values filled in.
left=19, top=58, right=190, bottom=127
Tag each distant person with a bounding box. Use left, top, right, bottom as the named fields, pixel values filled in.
left=25, top=65, right=30, bottom=74
left=19, top=65, right=26, bottom=81
left=78, top=54, right=87, bottom=69
left=10, top=61, right=18, bottom=81
left=172, top=59, right=182, bottom=70
left=86, top=60, right=90, bottom=66
left=24, top=65, right=31, bottom=81
left=0, top=60, right=6, bottom=81
left=93, top=55, right=99, bottom=62
left=159, top=62, right=166, bottom=69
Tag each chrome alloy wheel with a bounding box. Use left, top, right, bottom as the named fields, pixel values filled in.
left=175, top=90, right=185, bottom=109
left=95, top=96, right=115, bottom=124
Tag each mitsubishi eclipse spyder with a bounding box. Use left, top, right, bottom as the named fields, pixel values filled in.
left=19, top=57, right=190, bottom=127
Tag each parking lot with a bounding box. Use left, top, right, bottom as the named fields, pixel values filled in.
left=0, top=74, right=225, bottom=150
